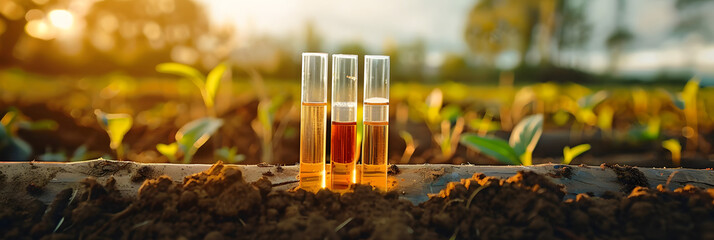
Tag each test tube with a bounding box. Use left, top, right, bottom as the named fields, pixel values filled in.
left=330, top=54, right=358, bottom=192
left=361, top=55, right=389, bottom=191
left=299, top=53, right=328, bottom=192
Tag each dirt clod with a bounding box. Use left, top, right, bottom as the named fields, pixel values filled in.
left=388, top=164, right=401, bottom=175
left=548, top=165, right=574, bottom=179
left=26, top=183, right=44, bottom=195
left=604, top=164, right=649, bottom=193
left=131, top=166, right=155, bottom=183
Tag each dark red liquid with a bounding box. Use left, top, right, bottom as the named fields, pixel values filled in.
left=331, top=121, right=356, bottom=164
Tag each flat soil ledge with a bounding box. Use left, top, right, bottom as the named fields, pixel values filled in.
left=2, top=160, right=714, bottom=239
left=1, top=159, right=713, bottom=204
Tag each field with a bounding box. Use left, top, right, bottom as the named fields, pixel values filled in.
left=2, top=69, right=713, bottom=168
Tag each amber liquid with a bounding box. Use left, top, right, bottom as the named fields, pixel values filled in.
left=361, top=121, right=388, bottom=191
left=299, top=102, right=327, bottom=192
left=330, top=121, right=356, bottom=192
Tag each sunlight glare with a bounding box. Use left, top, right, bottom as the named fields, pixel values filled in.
left=48, top=9, right=74, bottom=30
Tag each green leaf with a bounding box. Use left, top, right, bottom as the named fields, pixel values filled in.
left=215, top=146, right=245, bottom=163
left=460, top=134, right=520, bottom=165
left=69, top=145, right=88, bottom=162
left=156, top=63, right=205, bottom=91
left=562, top=144, right=591, bottom=164
left=662, top=139, right=681, bottom=153
left=509, top=114, right=543, bottom=156
left=19, top=119, right=58, bottom=131
left=577, top=90, right=608, bottom=109
left=205, top=62, right=228, bottom=104
left=156, top=142, right=178, bottom=163
left=156, top=63, right=204, bottom=81
left=681, top=77, right=699, bottom=110
left=663, top=90, right=685, bottom=110
left=94, top=110, right=133, bottom=150
left=425, top=88, right=443, bottom=125
left=175, top=117, right=223, bottom=163
left=440, top=105, right=462, bottom=123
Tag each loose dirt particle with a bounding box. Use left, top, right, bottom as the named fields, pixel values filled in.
left=388, top=164, right=401, bottom=175
left=131, top=166, right=155, bottom=183
left=548, top=166, right=574, bottom=179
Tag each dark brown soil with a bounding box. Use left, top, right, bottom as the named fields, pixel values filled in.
left=602, top=164, right=650, bottom=193
left=2, top=162, right=714, bottom=240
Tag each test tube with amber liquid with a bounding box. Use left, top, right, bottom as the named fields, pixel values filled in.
left=330, top=54, right=358, bottom=192
left=361, top=55, right=389, bottom=191
left=299, top=53, right=328, bottom=192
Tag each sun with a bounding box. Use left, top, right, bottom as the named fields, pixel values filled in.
left=48, top=9, right=74, bottom=30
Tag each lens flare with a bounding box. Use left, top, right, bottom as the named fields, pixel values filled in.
left=48, top=9, right=74, bottom=30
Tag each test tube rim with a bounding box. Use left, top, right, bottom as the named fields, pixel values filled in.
left=303, top=52, right=328, bottom=57
left=332, top=54, right=358, bottom=59
left=365, top=55, right=389, bottom=60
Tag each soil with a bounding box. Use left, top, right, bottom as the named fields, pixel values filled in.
left=2, top=162, right=714, bottom=240
left=602, top=163, right=650, bottom=193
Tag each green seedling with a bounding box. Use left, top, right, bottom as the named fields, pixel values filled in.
left=666, top=77, right=700, bottom=150
left=215, top=146, right=246, bottom=164
left=157, top=117, right=223, bottom=164
left=95, top=110, right=132, bottom=160
left=562, top=144, right=591, bottom=165
left=627, top=116, right=661, bottom=142
left=461, top=114, right=543, bottom=165
left=415, top=89, right=466, bottom=160
left=575, top=90, right=608, bottom=126
left=662, top=138, right=682, bottom=167
left=467, top=111, right=500, bottom=136
left=251, top=95, right=287, bottom=163
left=1, top=107, right=58, bottom=160
left=156, top=62, right=228, bottom=117
left=38, top=145, right=98, bottom=162
left=399, top=130, right=417, bottom=164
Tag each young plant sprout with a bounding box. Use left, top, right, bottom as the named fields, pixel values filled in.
left=94, top=110, right=132, bottom=160
left=299, top=53, right=328, bottom=192
left=330, top=54, right=358, bottom=192
left=662, top=138, right=682, bottom=167
left=361, top=55, right=390, bottom=191
left=1, top=107, right=58, bottom=160
left=156, top=117, right=223, bottom=164
left=562, top=144, right=591, bottom=165
left=156, top=62, right=229, bottom=117
left=460, top=114, right=543, bottom=165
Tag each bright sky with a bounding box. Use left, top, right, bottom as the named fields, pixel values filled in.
left=200, top=0, right=473, bottom=52
left=200, top=0, right=714, bottom=76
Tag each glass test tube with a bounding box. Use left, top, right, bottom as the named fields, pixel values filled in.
left=330, top=54, right=358, bottom=192
left=299, top=53, right=328, bottom=192
left=361, top=55, right=389, bottom=191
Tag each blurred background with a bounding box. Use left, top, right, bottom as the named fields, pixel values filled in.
left=1, top=0, right=714, bottom=167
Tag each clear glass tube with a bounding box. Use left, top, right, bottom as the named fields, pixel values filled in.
left=300, top=52, right=328, bottom=192
left=361, top=55, right=389, bottom=191
left=330, top=54, right=358, bottom=193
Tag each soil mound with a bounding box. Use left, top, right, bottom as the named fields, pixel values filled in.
left=1, top=162, right=713, bottom=240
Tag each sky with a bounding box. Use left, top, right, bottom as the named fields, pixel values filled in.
left=199, top=0, right=714, bottom=77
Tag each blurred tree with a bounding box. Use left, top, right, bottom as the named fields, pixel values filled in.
left=439, top=53, right=468, bottom=81
left=464, top=0, right=559, bottom=68
left=385, top=38, right=426, bottom=82
left=554, top=0, right=591, bottom=67
left=673, top=0, right=714, bottom=69
left=605, top=0, right=632, bottom=76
